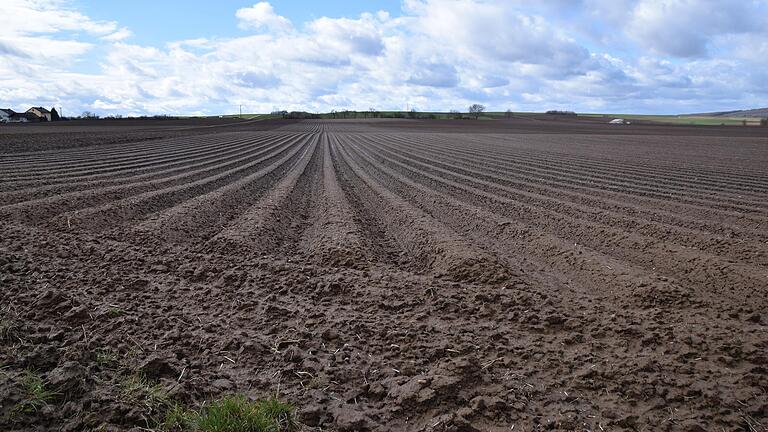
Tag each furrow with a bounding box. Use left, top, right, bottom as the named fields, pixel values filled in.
left=332, top=133, right=515, bottom=284
left=0, top=132, right=267, bottom=183
left=0, top=134, right=280, bottom=203
left=206, top=134, right=323, bottom=257
left=0, top=132, right=236, bottom=176
left=350, top=133, right=768, bottom=302
left=342, top=133, right=694, bottom=307
left=298, top=133, right=369, bottom=267
left=130, top=134, right=315, bottom=244
left=366, top=134, right=768, bottom=266
left=0, top=134, right=303, bottom=229
left=460, top=132, right=768, bottom=188
left=379, top=134, right=768, bottom=230
left=440, top=133, right=768, bottom=198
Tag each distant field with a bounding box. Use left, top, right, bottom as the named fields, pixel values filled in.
left=196, top=113, right=274, bottom=120
left=193, top=111, right=765, bottom=125
left=580, top=113, right=764, bottom=126
left=271, top=111, right=768, bottom=125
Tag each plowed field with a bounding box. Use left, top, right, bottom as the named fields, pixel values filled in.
left=2, top=118, right=767, bottom=431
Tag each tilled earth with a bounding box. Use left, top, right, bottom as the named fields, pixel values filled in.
left=1, top=118, right=767, bottom=431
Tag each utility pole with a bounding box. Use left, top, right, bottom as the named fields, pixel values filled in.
left=239, top=105, right=242, bottom=119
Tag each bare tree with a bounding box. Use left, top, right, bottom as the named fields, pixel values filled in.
left=469, top=104, right=485, bottom=119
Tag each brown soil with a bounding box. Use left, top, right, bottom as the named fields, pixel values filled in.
left=0, top=117, right=293, bottom=153
left=1, top=118, right=767, bottom=431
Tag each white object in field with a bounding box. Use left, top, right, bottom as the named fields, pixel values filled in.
left=609, top=118, right=626, bottom=124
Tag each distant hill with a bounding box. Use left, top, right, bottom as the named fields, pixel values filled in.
left=689, top=107, right=768, bottom=117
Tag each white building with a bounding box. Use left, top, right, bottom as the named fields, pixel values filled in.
left=0, top=108, right=14, bottom=123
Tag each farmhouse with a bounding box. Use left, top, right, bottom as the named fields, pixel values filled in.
left=27, top=107, right=52, bottom=121
left=9, top=112, right=40, bottom=123
left=1, top=106, right=60, bottom=123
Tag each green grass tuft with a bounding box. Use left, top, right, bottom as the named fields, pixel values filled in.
left=14, top=370, right=59, bottom=414
left=163, top=395, right=298, bottom=432
left=120, top=374, right=172, bottom=422
left=95, top=348, right=119, bottom=369
left=163, top=402, right=195, bottom=431
left=106, top=307, right=124, bottom=318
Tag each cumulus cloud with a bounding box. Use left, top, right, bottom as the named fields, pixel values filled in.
left=628, top=0, right=763, bottom=57
left=236, top=2, right=292, bottom=33
left=0, top=40, right=31, bottom=58
left=408, top=63, right=460, bottom=88
left=405, top=0, right=590, bottom=71
left=232, top=71, right=281, bottom=88
left=468, top=74, right=509, bottom=89
left=308, top=15, right=385, bottom=56
left=0, top=1, right=128, bottom=68
left=589, top=0, right=768, bottom=58
left=102, top=27, right=133, bottom=42
left=0, top=2, right=118, bottom=36
left=4, top=36, right=93, bottom=62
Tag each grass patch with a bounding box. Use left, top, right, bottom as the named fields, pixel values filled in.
left=106, top=307, right=124, bottom=318
left=163, top=395, right=298, bottom=432
left=163, top=403, right=193, bottom=430
left=0, top=319, right=21, bottom=343
left=95, top=348, right=119, bottom=369
left=14, top=370, right=59, bottom=414
left=120, top=374, right=172, bottom=422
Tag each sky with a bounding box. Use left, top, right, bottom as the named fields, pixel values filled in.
left=0, top=0, right=767, bottom=117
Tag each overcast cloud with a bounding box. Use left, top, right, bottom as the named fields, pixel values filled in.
left=0, top=0, right=766, bottom=116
